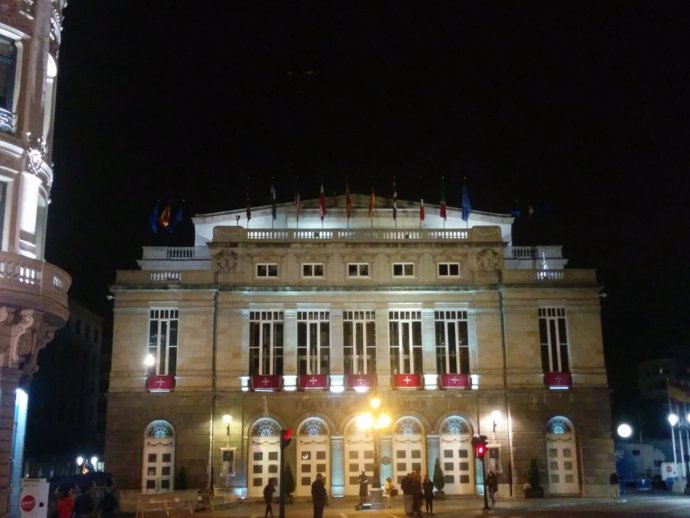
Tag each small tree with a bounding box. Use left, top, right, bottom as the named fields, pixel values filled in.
left=283, top=462, right=296, bottom=496
left=174, top=466, right=188, bottom=490
left=433, top=458, right=445, bottom=492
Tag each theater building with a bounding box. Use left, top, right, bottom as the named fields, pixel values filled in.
left=0, top=1, right=70, bottom=514
left=105, top=194, right=613, bottom=498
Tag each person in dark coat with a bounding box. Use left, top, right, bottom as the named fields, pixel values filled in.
left=358, top=470, right=369, bottom=506
left=401, top=473, right=413, bottom=515
left=412, top=471, right=423, bottom=517
left=486, top=471, right=498, bottom=506
left=72, top=485, right=94, bottom=518
left=422, top=474, right=434, bottom=515
left=263, top=479, right=275, bottom=518
left=311, top=473, right=327, bottom=518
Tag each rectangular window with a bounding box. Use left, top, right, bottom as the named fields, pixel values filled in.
left=297, top=311, right=330, bottom=375
left=539, top=307, right=569, bottom=373
left=343, top=310, right=376, bottom=375
left=0, top=37, right=16, bottom=133
left=0, top=182, right=6, bottom=245
left=435, top=310, right=470, bottom=374
left=302, top=263, right=324, bottom=277
left=389, top=310, right=422, bottom=374
left=347, top=263, right=369, bottom=277
left=148, top=308, right=179, bottom=376
left=249, top=311, right=284, bottom=375
left=392, top=263, right=415, bottom=278
left=437, top=263, right=460, bottom=277
left=256, top=263, right=278, bottom=278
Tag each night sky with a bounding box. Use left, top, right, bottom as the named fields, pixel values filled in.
left=45, top=2, right=690, bottom=426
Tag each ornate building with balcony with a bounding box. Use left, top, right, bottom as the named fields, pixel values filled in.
left=106, top=194, right=612, bottom=499
left=0, top=0, right=71, bottom=514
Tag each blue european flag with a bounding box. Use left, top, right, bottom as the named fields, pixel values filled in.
left=461, top=182, right=472, bottom=222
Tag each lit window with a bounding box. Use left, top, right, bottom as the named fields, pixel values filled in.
left=302, top=263, right=324, bottom=277
left=392, top=263, right=415, bottom=278
left=249, top=311, right=284, bottom=375
left=347, top=263, right=369, bottom=277
left=438, top=263, right=460, bottom=277
left=256, top=263, right=278, bottom=278
left=343, top=310, right=376, bottom=375
left=539, top=307, right=569, bottom=373
left=297, top=311, right=330, bottom=375
left=435, top=310, right=469, bottom=374
left=149, top=308, right=179, bottom=376
left=0, top=37, right=16, bottom=133
left=389, top=310, right=422, bottom=374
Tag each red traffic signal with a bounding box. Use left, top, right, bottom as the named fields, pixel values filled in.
left=280, top=428, right=293, bottom=449
left=471, top=434, right=488, bottom=459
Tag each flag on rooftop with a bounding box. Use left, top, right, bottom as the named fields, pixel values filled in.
left=270, top=182, right=277, bottom=221
left=368, top=187, right=375, bottom=219
left=392, top=179, right=398, bottom=220
left=420, top=198, right=425, bottom=221
left=246, top=191, right=251, bottom=221
left=319, top=182, right=327, bottom=221
left=461, top=179, right=472, bottom=222
left=149, top=201, right=160, bottom=234
left=159, top=203, right=171, bottom=228
left=166, top=207, right=184, bottom=234
left=295, top=190, right=301, bottom=222
left=440, top=178, right=447, bottom=221
left=345, top=181, right=352, bottom=220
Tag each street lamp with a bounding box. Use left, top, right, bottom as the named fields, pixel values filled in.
left=223, top=414, right=232, bottom=447
left=668, top=412, right=690, bottom=493
left=357, top=397, right=391, bottom=490
left=144, top=353, right=155, bottom=376
left=616, top=423, right=633, bottom=439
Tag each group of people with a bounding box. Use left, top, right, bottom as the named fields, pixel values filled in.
left=263, top=474, right=328, bottom=518
left=399, top=470, right=435, bottom=516
left=55, top=479, right=118, bottom=518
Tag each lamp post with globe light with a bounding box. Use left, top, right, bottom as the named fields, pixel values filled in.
left=357, top=397, right=391, bottom=493
left=668, top=412, right=690, bottom=492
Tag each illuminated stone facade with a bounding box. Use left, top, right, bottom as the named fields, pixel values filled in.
left=0, top=0, right=71, bottom=514
left=106, top=195, right=612, bottom=499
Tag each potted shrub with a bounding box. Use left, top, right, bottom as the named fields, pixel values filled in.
left=433, top=458, right=446, bottom=499
left=283, top=462, right=296, bottom=503
left=524, top=458, right=544, bottom=498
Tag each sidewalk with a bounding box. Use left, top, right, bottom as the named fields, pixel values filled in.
left=197, top=494, right=621, bottom=517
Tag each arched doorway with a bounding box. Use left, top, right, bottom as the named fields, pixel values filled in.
left=142, top=420, right=175, bottom=493
left=344, top=419, right=373, bottom=496
left=248, top=418, right=281, bottom=498
left=296, top=418, right=330, bottom=496
left=545, top=416, right=580, bottom=495
left=392, top=417, right=426, bottom=485
left=439, top=416, right=474, bottom=495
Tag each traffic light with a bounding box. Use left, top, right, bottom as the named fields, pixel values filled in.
left=280, top=428, right=293, bottom=450
left=471, top=435, right=488, bottom=459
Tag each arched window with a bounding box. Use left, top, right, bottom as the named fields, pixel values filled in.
left=392, top=417, right=425, bottom=485
left=296, top=418, right=330, bottom=496
left=248, top=418, right=281, bottom=498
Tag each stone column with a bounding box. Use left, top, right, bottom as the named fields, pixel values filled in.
left=330, top=309, right=344, bottom=374
left=283, top=308, right=297, bottom=374
left=375, top=307, right=390, bottom=385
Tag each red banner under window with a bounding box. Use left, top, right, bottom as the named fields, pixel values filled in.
left=392, top=373, right=423, bottom=389
left=146, top=375, right=176, bottom=392
left=298, top=374, right=329, bottom=390
left=439, top=373, right=470, bottom=389
left=544, top=371, right=572, bottom=388
left=251, top=375, right=282, bottom=391
left=345, top=374, right=376, bottom=390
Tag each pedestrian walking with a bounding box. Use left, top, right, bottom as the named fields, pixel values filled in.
left=358, top=470, right=369, bottom=507
left=55, top=489, right=73, bottom=518
left=311, top=473, right=327, bottom=518
left=486, top=471, right=498, bottom=506
left=412, top=471, right=423, bottom=517
left=401, top=473, right=413, bottom=515
left=97, top=479, right=118, bottom=518
left=609, top=472, right=620, bottom=499
left=422, top=474, right=434, bottom=515
left=263, top=479, right=276, bottom=518
left=72, top=485, right=95, bottom=518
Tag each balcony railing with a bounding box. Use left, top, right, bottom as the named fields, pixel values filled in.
left=0, top=251, right=70, bottom=317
